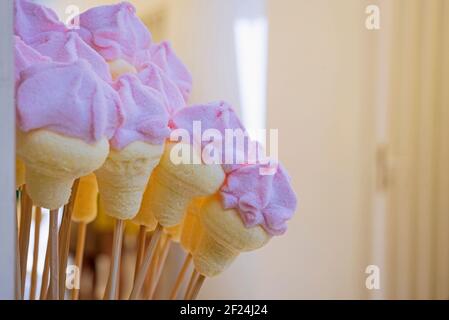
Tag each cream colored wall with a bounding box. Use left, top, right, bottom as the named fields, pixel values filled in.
left=166, top=0, right=375, bottom=299
left=261, top=0, right=373, bottom=299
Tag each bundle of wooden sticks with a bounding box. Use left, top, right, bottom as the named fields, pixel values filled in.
left=16, top=179, right=206, bottom=300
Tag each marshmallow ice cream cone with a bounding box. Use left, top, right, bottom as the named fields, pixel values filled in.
left=193, top=162, right=297, bottom=277
left=95, top=73, right=170, bottom=220
left=16, top=60, right=122, bottom=209
left=75, top=2, right=175, bottom=221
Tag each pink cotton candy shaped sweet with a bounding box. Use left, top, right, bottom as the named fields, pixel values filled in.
left=76, top=2, right=151, bottom=65
left=14, top=36, right=50, bottom=83
left=17, top=59, right=122, bottom=144
left=14, top=0, right=67, bottom=43
left=138, top=63, right=185, bottom=115
left=220, top=164, right=297, bottom=236
left=193, top=163, right=297, bottom=276
left=110, top=73, right=170, bottom=150
left=29, top=31, right=112, bottom=83
left=149, top=41, right=193, bottom=102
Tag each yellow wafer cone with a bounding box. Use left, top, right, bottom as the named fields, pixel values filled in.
left=95, top=141, right=164, bottom=220
left=193, top=194, right=271, bottom=277
left=145, top=142, right=225, bottom=227
left=72, top=173, right=98, bottom=224
left=180, top=197, right=205, bottom=253
left=16, top=129, right=109, bottom=210
left=16, top=158, right=26, bottom=188
left=131, top=181, right=158, bottom=230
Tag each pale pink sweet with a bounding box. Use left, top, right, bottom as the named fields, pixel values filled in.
left=76, top=2, right=151, bottom=65
left=29, top=31, right=112, bottom=82
left=14, top=0, right=67, bottom=43
left=17, top=60, right=123, bottom=143
left=110, top=73, right=170, bottom=149
left=220, top=164, right=297, bottom=236
left=14, top=36, right=50, bottom=83
left=138, top=63, right=185, bottom=115
left=149, top=41, right=193, bottom=102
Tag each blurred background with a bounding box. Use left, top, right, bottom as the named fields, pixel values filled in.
left=24, top=0, right=449, bottom=299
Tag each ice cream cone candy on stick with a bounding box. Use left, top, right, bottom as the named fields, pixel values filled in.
left=16, top=60, right=120, bottom=210
left=94, top=74, right=169, bottom=299
left=193, top=163, right=297, bottom=277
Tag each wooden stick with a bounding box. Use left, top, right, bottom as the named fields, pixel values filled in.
left=189, top=274, right=206, bottom=300
left=148, top=238, right=172, bottom=299
left=39, top=237, right=50, bottom=300
left=104, top=219, right=124, bottom=300
left=142, top=240, right=160, bottom=299
left=184, top=269, right=199, bottom=300
left=19, top=187, right=32, bottom=298
left=143, top=233, right=166, bottom=298
left=15, top=198, right=22, bottom=300
left=133, top=225, right=146, bottom=282
left=169, top=254, right=192, bottom=300
left=49, top=209, right=59, bottom=300
left=58, top=179, right=80, bottom=299
left=29, top=207, right=41, bottom=300
left=71, top=222, right=87, bottom=300
left=129, top=224, right=162, bottom=299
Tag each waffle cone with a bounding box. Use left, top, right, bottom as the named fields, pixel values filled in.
left=95, top=141, right=163, bottom=220
left=143, top=142, right=225, bottom=227
left=193, top=194, right=270, bottom=277
left=16, top=129, right=109, bottom=209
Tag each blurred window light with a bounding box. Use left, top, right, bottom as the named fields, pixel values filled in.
left=234, top=16, right=268, bottom=146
